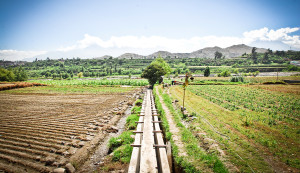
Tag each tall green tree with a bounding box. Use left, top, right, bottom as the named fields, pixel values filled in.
left=141, top=62, right=168, bottom=87
left=263, top=52, right=269, bottom=63
left=150, top=56, right=172, bottom=75
left=204, top=66, right=210, bottom=77
left=251, top=47, right=258, bottom=64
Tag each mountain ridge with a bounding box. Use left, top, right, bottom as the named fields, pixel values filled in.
left=95, top=44, right=267, bottom=59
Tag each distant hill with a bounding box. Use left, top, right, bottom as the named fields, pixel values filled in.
left=117, top=53, right=145, bottom=59
left=94, top=55, right=112, bottom=59
left=23, top=44, right=268, bottom=61
left=113, top=44, right=267, bottom=59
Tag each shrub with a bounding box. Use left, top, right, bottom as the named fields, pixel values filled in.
left=287, top=65, right=300, bottom=71
left=230, top=76, right=244, bottom=82
left=108, top=131, right=134, bottom=151
left=218, top=70, right=231, bottom=77
left=112, top=144, right=133, bottom=163
left=126, top=114, right=139, bottom=130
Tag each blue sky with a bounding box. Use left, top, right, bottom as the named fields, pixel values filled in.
left=0, top=0, right=299, bottom=61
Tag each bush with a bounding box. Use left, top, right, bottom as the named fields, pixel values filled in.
left=230, top=76, right=244, bottom=82
left=287, top=65, right=300, bottom=71
left=126, top=114, right=139, bottom=130
left=108, top=131, right=134, bottom=151
left=218, top=70, right=231, bottom=77
left=112, top=144, right=133, bottom=163
left=131, top=106, right=141, bottom=114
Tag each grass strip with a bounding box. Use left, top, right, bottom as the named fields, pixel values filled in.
left=154, top=85, right=228, bottom=173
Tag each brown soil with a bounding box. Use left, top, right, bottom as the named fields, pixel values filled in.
left=0, top=82, right=46, bottom=91
left=0, top=90, right=139, bottom=172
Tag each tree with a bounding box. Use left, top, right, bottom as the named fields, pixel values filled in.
left=204, top=66, right=210, bottom=77
left=141, top=63, right=167, bottom=87
left=14, top=67, right=28, bottom=81
left=263, top=52, right=269, bottom=63
left=0, top=68, right=15, bottom=81
left=214, top=51, right=223, bottom=61
left=267, top=48, right=272, bottom=55
left=251, top=47, right=258, bottom=64
left=151, top=56, right=172, bottom=75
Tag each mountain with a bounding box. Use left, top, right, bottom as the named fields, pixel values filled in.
left=144, top=44, right=267, bottom=59
left=147, top=51, right=173, bottom=58
left=225, top=44, right=267, bottom=58
left=117, top=53, right=145, bottom=59
left=94, top=55, right=112, bottom=59
left=23, top=44, right=268, bottom=61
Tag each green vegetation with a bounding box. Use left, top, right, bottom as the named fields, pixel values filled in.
left=170, top=84, right=299, bottom=171
left=188, top=85, right=299, bottom=122
left=107, top=98, right=143, bottom=164
left=0, top=67, right=27, bottom=81
left=1, top=49, right=299, bottom=82
left=204, top=66, right=210, bottom=77
left=154, top=85, right=228, bottom=172
left=31, top=78, right=148, bottom=86
left=0, top=85, right=137, bottom=94
left=126, top=99, right=142, bottom=130
left=141, top=57, right=171, bottom=86
left=108, top=131, right=134, bottom=152
left=217, top=70, right=231, bottom=77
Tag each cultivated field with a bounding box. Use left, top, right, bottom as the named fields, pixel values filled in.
left=0, top=84, right=142, bottom=172
left=165, top=83, right=299, bottom=172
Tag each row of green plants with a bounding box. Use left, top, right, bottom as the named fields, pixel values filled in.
left=154, top=85, right=228, bottom=173
left=169, top=86, right=274, bottom=171
left=170, top=85, right=299, bottom=170
left=31, top=78, right=149, bottom=86
left=188, top=85, right=300, bottom=125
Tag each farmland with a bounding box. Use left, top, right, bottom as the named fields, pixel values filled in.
left=0, top=81, right=143, bottom=172
left=161, top=83, right=299, bottom=172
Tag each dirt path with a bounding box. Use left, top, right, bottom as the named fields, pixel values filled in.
left=155, top=87, right=187, bottom=157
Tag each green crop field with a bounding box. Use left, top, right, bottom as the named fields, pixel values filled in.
left=164, top=84, right=300, bottom=172
left=0, top=79, right=145, bottom=94
left=31, top=78, right=149, bottom=86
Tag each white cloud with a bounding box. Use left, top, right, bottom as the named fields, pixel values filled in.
left=0, top=50, right=47, bottom=61
left=1, top=27, right=299, bottom=61
left=57, top=27, right=300, bottom=54
left=56, top=34, right=244, bottom=53
left=243, top=27, right=300, bottom=48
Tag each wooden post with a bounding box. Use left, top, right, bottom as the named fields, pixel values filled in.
left=183, top=87, right=186, bottom=111
left=182, top=73, right=190, bottom=112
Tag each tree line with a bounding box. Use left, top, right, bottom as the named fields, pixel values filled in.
left=0, top=50, right=299, bottom=81
left=0, top=67, right=28, bottom=81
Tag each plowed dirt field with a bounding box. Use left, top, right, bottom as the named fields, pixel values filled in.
left=0, top=91, right=139, bottom=172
